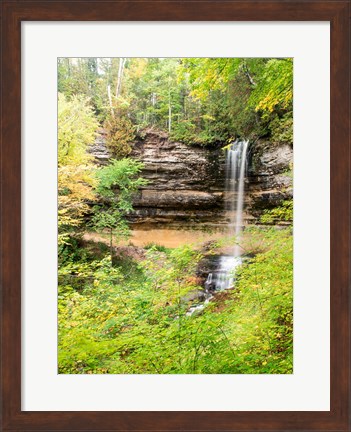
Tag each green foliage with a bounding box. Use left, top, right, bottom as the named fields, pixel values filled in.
left=126, top=58, right=185, bottom=132
left=91, top=159, right=147, bottom=251
left=95, top=158, right=147, bottom=204
left=92, top=208, right=130, bottom=243
left=228, top=229, right=293, bottom=373
left=170, top=90, right=236, bottom=145
left=58, top=57, right=293, bottom=146
left=269, top=112, right=293, bottom=145
left=260, top=200, right=293, bottom=224
left=249, top=59, right=293, bottom=114
left=104, top=102, right=136, bottom=158
left=58, top=93, right=98, bottom=166
left=58, top=58, right=106, bottom=119
left=182, top=58, right=244, bottom=98
left=58, top=228, right=293, bottom=374
left=144, top=242, right=169, bottom=253
left=58, top=93, right=99, bottom=244
left=181, top=57, right=293, bottom=144
left=58, top=237, right=95, bottom=266
left=248, top=59, right=293, bottom=144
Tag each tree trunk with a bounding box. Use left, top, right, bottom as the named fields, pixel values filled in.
left=242, top=62, right=256, bottom=87
left=116, top=58, right=126, bottom=98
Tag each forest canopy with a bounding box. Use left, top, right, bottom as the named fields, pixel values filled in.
left=58, top=57, right=293, bottom=147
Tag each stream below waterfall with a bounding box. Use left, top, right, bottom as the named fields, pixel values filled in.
left=187, top=139, right=249, bottom=316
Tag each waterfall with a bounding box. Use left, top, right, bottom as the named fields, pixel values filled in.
left=186, top=140, right=249, bottom=316
left=226, top=139, right=249, bottom=256
left=205, top=272, right=213, bottom=289
left=214, top=139, right=249, bottom=290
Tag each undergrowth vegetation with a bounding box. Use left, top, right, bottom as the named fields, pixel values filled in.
left=260, top=200, right=293, bottom=224
left=58, top=228, right=293, bottom=374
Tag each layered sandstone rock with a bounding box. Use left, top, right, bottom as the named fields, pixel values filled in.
left=247, top=140, right=293, bottom=221
left=128, top=129, right=226, bottom=226
left=89, top=129, right=293, bottom=226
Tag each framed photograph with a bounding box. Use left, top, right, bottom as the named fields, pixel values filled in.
left=1, top=1, right=350, bottom=431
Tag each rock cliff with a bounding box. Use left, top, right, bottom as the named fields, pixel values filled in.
left=89, top=130, right=293, bottom=226
left=247, top=140, right=293, bottom=222
left=129, top=130, right=226, bottom=226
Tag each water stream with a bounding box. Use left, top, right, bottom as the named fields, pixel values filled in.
left=187, top=139, right=249, bottom=316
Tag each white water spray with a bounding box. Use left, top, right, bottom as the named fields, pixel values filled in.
left=213, top=139, right=249, bottom=290
left=227, top=139, right=249, bottom=257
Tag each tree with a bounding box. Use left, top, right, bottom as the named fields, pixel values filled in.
left=91, top=159, right=147, bottom=260
left=104, top=100, right=136, bottom=158
left=183, top=58, right=292, bottom=143
left=58, top=57, right=293, bottom=146
left=249, top=58, right=293, bottom=114
left=123, top=58, right=185, bottom=132
left=58, top=93, right=99, bottom=245
left=116, top=57, right=127, bottom=98
left=58, top=58, right=108, bottom=120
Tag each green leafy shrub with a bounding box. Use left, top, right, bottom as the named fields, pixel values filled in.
left=269, top=112, right=293, bottom=145
left=260, top=200, right=293, bottom=224
left=91, top=158, right=147, bottom=258
left=104, top=106, right=136, bottom=158
left=144, top=242, right=168, bottom=253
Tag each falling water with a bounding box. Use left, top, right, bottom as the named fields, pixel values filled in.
left=226, top=139, right=249, bottom=257
left=213, top=139, right=249, bottom=290
left=187, top=140, right=249, bottom=316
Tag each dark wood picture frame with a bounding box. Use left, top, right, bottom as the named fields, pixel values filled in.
left=1, top=1, right=350, bottom=431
